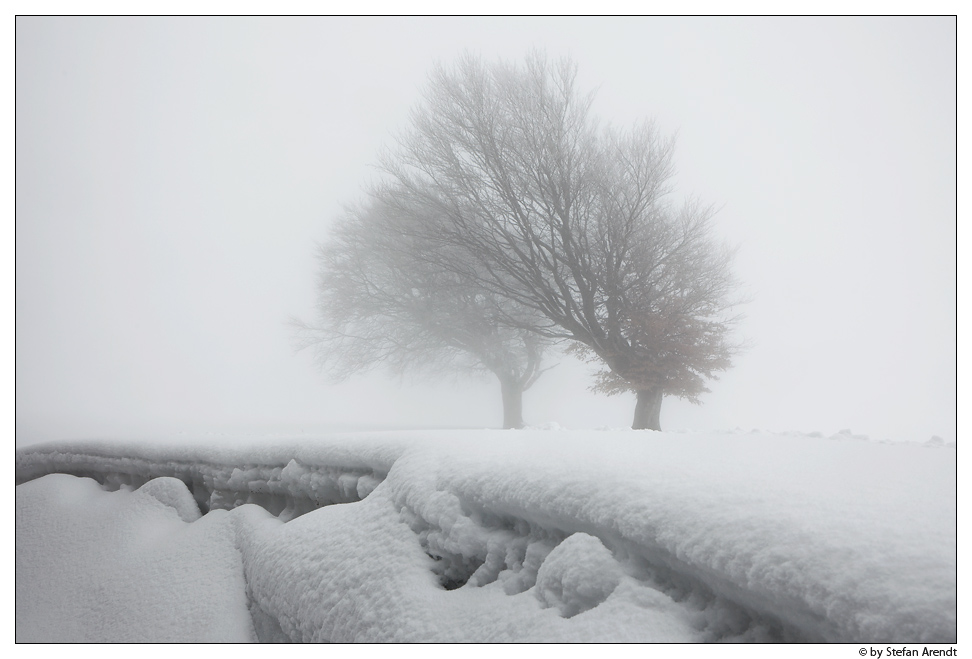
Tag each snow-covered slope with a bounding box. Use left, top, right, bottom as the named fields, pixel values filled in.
left=15, top=429, right=956, bottom=643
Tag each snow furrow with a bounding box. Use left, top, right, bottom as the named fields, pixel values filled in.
left=386, top=456, right=801, bottom=640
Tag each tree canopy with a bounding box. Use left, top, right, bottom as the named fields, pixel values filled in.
left=372, top=53, right=744, bottom=429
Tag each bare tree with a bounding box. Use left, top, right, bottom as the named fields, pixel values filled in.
left=375, top=52, right=745, bottom=430
left=294, top=194, right=549, bottom=429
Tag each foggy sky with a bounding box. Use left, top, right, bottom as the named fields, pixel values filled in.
left=15, top=16, right=957, bottom=446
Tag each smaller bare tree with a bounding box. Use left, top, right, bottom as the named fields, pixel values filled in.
left=294, top=194, right=550, bottom=429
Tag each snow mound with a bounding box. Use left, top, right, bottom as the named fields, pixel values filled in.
left=16, top=474, right=255, bottom=642
left=525, top=421, right=567, bottom=430
left=830, top=428, right=871, bottom=441
left=137, top=476, right=201, bottom=522
left=534, top=532, right=622, bottom=617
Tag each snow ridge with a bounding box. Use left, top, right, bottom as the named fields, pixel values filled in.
left=16, top=445, right=387, bottom=522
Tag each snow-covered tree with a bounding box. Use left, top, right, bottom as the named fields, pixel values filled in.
left=374, top=52, right=745, bottom=429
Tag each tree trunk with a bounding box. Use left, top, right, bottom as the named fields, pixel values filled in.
left=632, top=389, right=662, bottom=430
left=499, top=375, right=525, bottom=429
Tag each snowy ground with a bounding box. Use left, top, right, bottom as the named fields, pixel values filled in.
left=15, top=428, right=956, bottom=643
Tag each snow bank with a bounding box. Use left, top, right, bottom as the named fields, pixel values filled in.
left=16, top=473, right=255, bottom=642
left=16, top=429, right=956, bottom=643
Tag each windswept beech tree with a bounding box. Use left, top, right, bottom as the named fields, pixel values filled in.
left=295, top=194, right=549, bottom=429
left=374, top=52, right=744, bottom=430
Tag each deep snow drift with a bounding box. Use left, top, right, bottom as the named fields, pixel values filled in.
left=15, top=429, right=956, bottom=643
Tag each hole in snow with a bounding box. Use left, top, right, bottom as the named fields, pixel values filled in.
left=426, top=551, right=485, bottom=590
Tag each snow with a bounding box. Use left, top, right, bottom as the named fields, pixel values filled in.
left=137, top=476, right=202, bottom=523
left=16, top=473, right=254, bottom=642
left=15, top=429, right=956, bottom=643
left=534, top=532, right=623, bottom=617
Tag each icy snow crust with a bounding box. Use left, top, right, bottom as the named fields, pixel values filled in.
left=16, top=429, right=956, bottom=643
